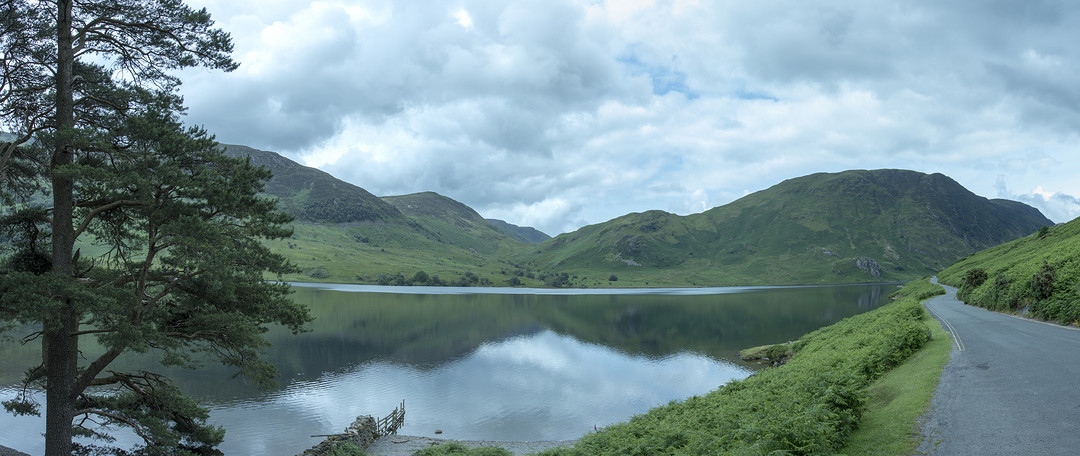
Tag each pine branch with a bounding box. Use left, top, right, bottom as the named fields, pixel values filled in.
left=72, top=199, right=143, bottom=239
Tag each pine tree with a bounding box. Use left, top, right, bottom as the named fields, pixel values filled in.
left=0, top=1, right=311, bottom=454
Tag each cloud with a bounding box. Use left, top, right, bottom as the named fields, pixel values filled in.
left=996, top=177, right=1080, bottom=224
left=178, top=0, right=1080, bottom=235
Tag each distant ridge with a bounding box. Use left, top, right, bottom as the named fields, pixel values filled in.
left=380, top=191, right=525, bottom=255
left=486, top=218, right=551, bottom=244
left=382, top=191, right=490, bottom=229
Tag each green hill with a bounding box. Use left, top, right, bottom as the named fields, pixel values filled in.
left=519, top=170, right=1051, bottom=285
left=938, top=217, right=1079, bottom=325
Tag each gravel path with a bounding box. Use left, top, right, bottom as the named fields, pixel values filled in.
left=365, top=435, right=576, bottom=456
left=918, top=278, right=1080, bottom=455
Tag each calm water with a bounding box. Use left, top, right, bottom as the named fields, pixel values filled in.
left=0, top=283, right=893, bottom=454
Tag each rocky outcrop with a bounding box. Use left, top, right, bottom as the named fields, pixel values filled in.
left=300, top=416, right=380, bottom=456
left=301, top=401, right=405, bottom=456
left=855, top=257, right=882, bottom=279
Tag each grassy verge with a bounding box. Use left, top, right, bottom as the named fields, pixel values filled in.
left=840, top=311, right=950, bottom=455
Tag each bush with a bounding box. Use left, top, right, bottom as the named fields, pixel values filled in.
left=1031, top=260, right=1056, bottom=302
left=958, top=268, right=988, bottom=301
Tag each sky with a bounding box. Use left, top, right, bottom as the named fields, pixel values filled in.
left=177, top=0, right=1080, bottom=236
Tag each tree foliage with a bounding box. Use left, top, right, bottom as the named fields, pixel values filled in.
left=0, top=1, right=310, bottom=454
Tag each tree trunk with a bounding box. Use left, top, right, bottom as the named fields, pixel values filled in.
left=44, top=1, right=78, bottom=455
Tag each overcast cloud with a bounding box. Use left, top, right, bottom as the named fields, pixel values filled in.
left=179, top=0, right=1080, bottom=236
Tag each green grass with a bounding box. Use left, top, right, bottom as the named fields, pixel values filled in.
left=267, top=223, right=530, bottom=285
left=841, top=311, right=951, bottom=455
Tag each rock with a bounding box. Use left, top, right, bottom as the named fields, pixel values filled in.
left=855, top=257, right=882, bottom=279
left=810, top=246, right=841, bottom=258
left=300, top=416, right=379, bottom=456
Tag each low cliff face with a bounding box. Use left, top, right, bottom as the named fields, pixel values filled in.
left=521, top=169, right=1053, bottom=285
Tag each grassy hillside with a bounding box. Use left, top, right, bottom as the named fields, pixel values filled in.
left=520, top=170, right=1051, bottom=286
left=938, top=217, right=1080, bottom=324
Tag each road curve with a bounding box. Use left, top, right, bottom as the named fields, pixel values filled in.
left=918, top=278, right=1080, bottom=455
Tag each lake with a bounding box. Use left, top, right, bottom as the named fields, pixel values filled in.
left=0, top=282, right=894, bottom=454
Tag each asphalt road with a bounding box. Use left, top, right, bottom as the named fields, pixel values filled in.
left=918, top=278, right=1080, bottom=455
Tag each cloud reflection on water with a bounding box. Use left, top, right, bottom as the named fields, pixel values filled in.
left=217, top=329, right=749, bottom=453
left=0, top=330, right=749, bottom=455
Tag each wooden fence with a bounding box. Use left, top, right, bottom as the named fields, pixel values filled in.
left=376, top=400, right=406, bottom=436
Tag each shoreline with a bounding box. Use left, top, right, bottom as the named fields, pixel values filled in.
left=364, top=435, right=577, bottom=456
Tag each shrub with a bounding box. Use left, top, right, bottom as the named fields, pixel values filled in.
left=962, top=268, right=988, bottom=288
left=1030, top=260, right=1056, bottom=302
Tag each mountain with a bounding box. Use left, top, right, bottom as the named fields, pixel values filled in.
left=519, top=169, right=1052, bottom=285
left=216, top=146, right=1050, bottom=287
left=486, top=218, right=551, bottom=244
left=938, top=216, right=1079, bottom=324
left=220, top=144, right=404, bottom=224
